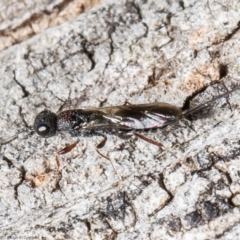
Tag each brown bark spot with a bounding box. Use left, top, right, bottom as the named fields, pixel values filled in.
left=180, top=63, right=220, bottom=93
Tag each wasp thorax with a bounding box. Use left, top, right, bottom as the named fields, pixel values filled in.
left=34, top=110, right=58, bottom=138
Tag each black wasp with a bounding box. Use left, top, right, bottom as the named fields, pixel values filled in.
left=33, top=83, right=239, bottom=152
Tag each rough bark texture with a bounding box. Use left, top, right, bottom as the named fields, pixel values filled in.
left=1, top=0, right=240, bottom=239
left=0, top=0, right=101, bottom=51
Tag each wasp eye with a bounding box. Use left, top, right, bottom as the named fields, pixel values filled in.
left=34, top=110, right=57, bottom=138
left=36, top=124, right=50, bottom=136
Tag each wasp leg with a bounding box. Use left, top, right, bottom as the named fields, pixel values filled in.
left=96, top=135, right=107, bottom=149
left=117, top=130, right=133, bottom=140
left=58, top=139, right=80, bottom=155
left=181, top=119, right=197, bottom=133
left=123, top=100, right=133, bottom=106
left=133, top=132, right=163, bottom=148
left=56, top=155, right=61, bottom=169
left=55, top=140, right=80, bottom=170
left=95, top=135, right=122, bottom=180
left=221, top=81, right=232, bottom=111
left=134, top=132, right=177, bottom=158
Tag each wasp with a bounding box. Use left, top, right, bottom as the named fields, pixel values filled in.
left=33, top=84, right=239, bottom=152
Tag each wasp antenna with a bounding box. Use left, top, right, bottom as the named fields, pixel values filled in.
left=183, top=85, right=240, bottom=117
left=19, top=128, right=36, bottom=140
left=0, top=128, right=35, bottom=147
left=0, top=135, right=18, bottom=147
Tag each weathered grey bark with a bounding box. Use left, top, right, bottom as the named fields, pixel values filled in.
left=1, top=0, right=240, bottom=239
left=0, top=0, right=101, bottom=51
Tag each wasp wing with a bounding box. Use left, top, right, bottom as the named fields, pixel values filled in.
left=100, top=103, right=182, bottom=130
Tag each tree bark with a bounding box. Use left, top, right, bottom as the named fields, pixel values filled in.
left=1, top=0, right=240, bottom=239
left=0, top=0, right=101, bottom=51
